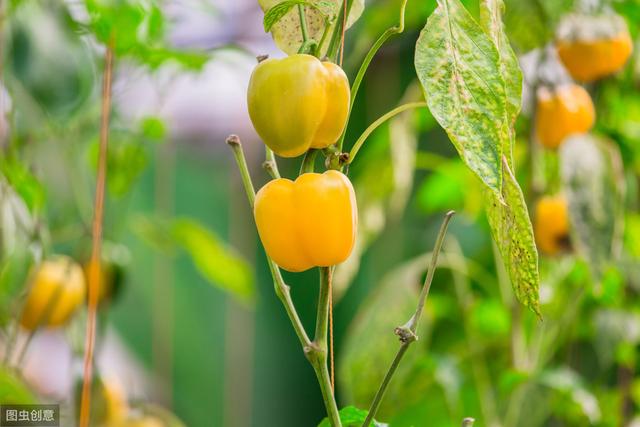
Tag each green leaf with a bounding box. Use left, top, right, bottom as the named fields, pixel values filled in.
left=485, top=160, right=541, bottom=316
left=415, top=0, right=505, bottom=195
left=560, top=135, right=625, bottom=283
left=318, top=406, right=388, bottom=427
left=0, top=367, right=36, bottom=403
left=0, top=156, right=46, bottom=214
left=140, top=116, right=167, bottom=141
left=417, top=0, right=539, bottom=315
left=260, top=0, right=363, bottom=55
left=131, top=215, right=256, bottom=307
left=171, top=219, right=255, bottom=306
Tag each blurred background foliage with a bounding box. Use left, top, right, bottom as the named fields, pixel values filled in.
left=0, top=0, right=639, bottom=426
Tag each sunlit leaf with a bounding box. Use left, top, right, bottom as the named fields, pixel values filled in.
left=263, top=0, right=332, bottom=32
left=259, top=0, right=363, bottom=55
left=560, top=135, right=625, bottom=283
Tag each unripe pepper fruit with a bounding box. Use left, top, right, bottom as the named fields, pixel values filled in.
left=556, top=14, right=633, bottom=82
left=254, top=170, right=357, bottom=272
left=247, top=54, right=350, bottom=158
left=534, top=195, right=570, bottom=255
left=20, top=256, right=86, bottom=330
left=535, top=84, right=595, bottom=149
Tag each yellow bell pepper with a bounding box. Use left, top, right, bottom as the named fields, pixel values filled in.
left=535, top=84, right=595, bottom=149
left=556, top=14, right=633, bottom=82
left=534, top=196, right=570, bottom=255
left=247, top=54, right=350, bottom=158
left=254, top=170, right=357, bottom=272
left=20, top=256, right=86, bottom=330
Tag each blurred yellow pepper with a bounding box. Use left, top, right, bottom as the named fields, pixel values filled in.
left=556, top=13, right=633, bottom=82
left=20, top=256, right=86, bottom=330
left=247, top=54, right=350, bottom=158
left=535, top=84, right=595, bottom=149
left=534, top=196, right=570, bottom=255
left=557, top=32, right=632, bottom=82
left=254, top=170, right=357, bottom=272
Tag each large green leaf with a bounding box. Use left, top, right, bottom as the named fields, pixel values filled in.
left=131, top=215, right=255, bottom=307
left=559, top=135, right=625, bottom=283
left=415, top=0, right=505, bottom=196
left=259, top=0, right=364, bottom=55
left=416, top=0, right=539, bottom=315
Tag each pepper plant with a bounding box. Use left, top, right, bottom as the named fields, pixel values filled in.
left=228, top=0, right=541, bottom=424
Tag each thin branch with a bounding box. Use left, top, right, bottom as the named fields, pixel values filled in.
left=363, top=211, right=455, bottom=427
left=326, top=0, right=354, bottom=62
left=348, top=102, right=426, bottom=165
left=227, top=135, right=342, bottom=425
left=336, top=0, right=409, bottom=151
left=263, top=147, right=281, bottom=179
left=300, top=149, right=318, bottom=174
left=79, top=38, right=114, bottom=427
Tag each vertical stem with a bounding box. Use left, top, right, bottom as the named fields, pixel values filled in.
left=300, top=149, right=318, bottom=175
left=264, top=147, right=281, bottom=179
left=298, top=5, right=310, bottom=43
left=79, top=39, right=114, bottom=427
left=311, top=267, right=341, bottom=426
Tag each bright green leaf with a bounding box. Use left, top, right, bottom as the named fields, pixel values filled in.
left=140, top=116, right=167, bottom=141
left=318, top=406, right=388, bottom=427
left=0, top=367, right=36, bottom=403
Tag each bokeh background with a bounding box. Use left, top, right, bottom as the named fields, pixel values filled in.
left=1, top=0, right=640, bottom=426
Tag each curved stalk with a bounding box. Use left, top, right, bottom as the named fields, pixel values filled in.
left=348, top=102, right=426, bottom=164
left=300, top=149, right=319, bottom=174
left=336, top=0, right=409, bottom=151
left=363, top=211, right=455, bottom=427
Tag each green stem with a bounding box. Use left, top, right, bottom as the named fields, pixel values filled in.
left=363, top=211, right=455, bottom=427
left=336, top=0, right=408, bottom=151
left=300, top=149, right=318, bottom=174
left=226, top=135, right=310, bottom=347
left=326, top=0, right=354, bottom=61
left=348, top=102, right=426, bottom=164
left=314, top=20, right=332, bottom=57
left=298, top=5, right=310, bottom=43
left=310, top=267, right=341, bottom=426
left=263, top=147, right=281, bottom=179
left=227, top=136, right=341, bottom=425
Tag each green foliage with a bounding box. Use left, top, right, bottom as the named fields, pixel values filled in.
left=560, top=135, right=625, bottom=283
left=415, top=0, right=539, bottom=315
left=0, top=368, right=36, bottom=404
left=83, top=0, right=207, bottom=69
left=132, top=215, right=256, bottom=307
left=318, top=406, right=387, bottom=426
left=0, top=156, right=45, bottom=214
